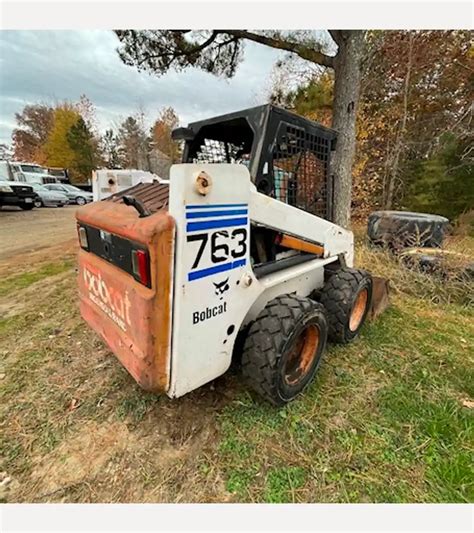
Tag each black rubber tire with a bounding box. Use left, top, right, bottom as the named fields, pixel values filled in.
left=76, top=196, right=86, bottom=206
left=367, top=210, right=449, bottom=249
left=241, top=294, right=328, bottom=406
left=320, top=267, right=373, bottom=344
left=19, top=203, right=34, bottom=210
left=34, top=199, right=43, bottom=208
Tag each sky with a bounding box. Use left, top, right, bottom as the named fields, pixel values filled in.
left=0, top=30, right=284, bottom=146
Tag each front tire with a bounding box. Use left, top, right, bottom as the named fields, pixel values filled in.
left=34, top=198, right=43, bottom=208
left=320, top=268, right=372, bottom=344
left=242, top=294, right=328, bottom=406
left=76, top=196, right=86, bottom=206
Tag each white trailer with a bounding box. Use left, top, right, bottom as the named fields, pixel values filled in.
left=92, top=169, right=167, bottom=202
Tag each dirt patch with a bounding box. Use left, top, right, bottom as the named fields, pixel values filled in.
left=0, top=206, right=79, bottom=268
left=29, top=421, right=131, bottom=497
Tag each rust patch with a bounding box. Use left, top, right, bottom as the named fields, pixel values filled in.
left=77, top=201, right=175, bottom=393
left=369, top=276, right=390, bottom=321
left=195, top=171, right=212, bottom=196
left=284, top=324, right=320, bottom=385
left=106, top=181, right=169, bottom=213
left=349, top=288, right=369, bottom=332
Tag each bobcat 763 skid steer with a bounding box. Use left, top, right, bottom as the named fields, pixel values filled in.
left=76, top=105, right=386, bottom=405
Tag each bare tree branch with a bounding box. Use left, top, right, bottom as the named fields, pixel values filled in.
left=221, top=30, right=335, bottom=69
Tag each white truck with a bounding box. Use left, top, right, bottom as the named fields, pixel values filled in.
left=0, top=161, right=59, bottom=185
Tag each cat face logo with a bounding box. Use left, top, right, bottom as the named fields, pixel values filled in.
left=213, top=277, right=230, bottom=298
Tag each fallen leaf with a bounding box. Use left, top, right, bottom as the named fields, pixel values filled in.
left=68, top=398, right=80, bottom=411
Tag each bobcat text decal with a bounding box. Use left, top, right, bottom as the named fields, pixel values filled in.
left=83, top=266, right=132, bottom=332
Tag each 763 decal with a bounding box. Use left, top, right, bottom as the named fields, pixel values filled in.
left=187, top=228, right=248, bottom=270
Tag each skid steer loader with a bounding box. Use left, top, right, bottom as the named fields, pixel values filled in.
left=76, top=105, right=387, bottom=405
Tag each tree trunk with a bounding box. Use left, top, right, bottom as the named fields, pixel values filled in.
left=330, top=31, right=365, bottom=228
left=384, top=32, right=414, bottom=209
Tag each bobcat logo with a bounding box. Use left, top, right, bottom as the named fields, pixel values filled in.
left=213, top=277, right=230, bottom=299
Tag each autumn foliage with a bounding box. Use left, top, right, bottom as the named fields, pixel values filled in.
left=11, top=95, right=181, bottom=182
left=271, top=30, right=472, bottom=221
left=12, top=97, right=100, bottom=182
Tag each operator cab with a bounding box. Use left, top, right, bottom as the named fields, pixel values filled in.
left=173, top=104, right=337, bottom=221
left=173, top=104, right=337, bottom=270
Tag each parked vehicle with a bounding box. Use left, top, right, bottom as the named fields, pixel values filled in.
left=0, top=160, right=60, bottom=185
left=0, top=180, right=37, bottom=210
left=0, top=160, right=15, bottom=181
left=30, top=183, right=69, bottom=208
left=43, top=183, right=93, bottom=205
left=92, top=169, right=163, bottom=201
left=9, top=162, right=58, bottom=184
left=47, top=167, right=70, bottom=183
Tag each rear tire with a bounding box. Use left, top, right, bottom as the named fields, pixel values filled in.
left=320, top=268, right=372, bottom=344
left=241, top=294, right=328, bottom=406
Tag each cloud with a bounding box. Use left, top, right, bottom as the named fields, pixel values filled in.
left=0, top=30, right=283, bottom=145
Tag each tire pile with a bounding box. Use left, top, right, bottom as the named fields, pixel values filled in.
left=367, top=210, right=473, bottom=280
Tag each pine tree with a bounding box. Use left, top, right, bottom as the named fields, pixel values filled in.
left=102, top=129, right=121, bottom=168
left=66, top=117, right=96, bottom=181
left=117, top=115, right=150, bottom=169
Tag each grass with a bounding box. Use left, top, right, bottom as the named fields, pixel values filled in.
left=217, top=297, right=473, bottom=502
left=0, top=235, right=473, bottom=503
left=0, top=260, right=73, bottom=297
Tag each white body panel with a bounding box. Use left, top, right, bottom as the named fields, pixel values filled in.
left=167, top=164, right=353, bottom=398
left=92, top=169, right=164, bottom=201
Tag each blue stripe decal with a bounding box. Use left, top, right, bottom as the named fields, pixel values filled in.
left=186, top=203, right=247, bottom=210
left=187, top=217, right=248, bottom=232
left=186, top=209, right=248, bottom=219
left=188, top=259, right=246, bottom=281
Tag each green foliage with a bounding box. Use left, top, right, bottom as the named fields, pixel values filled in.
left=405, top=133, right=474, bottom=220
left=66, top=117, right=96, bottom=180
left=117, top=115, right=150, bottom=169
left=115, top=30, right=244, bottom=78
left=264, top=467, right=307, bottom=503
left=274, top=71, right=333, bottom=127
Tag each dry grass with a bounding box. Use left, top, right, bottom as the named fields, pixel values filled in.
left=354, top=228, right=474, bottom=307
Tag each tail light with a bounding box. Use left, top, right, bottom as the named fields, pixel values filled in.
left=78, top=226, right=89, bottom=250
left=132, top=249, right=150, bottom=287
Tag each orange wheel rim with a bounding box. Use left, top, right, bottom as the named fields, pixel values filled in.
left=284, top=324, right=320, bottom=385
left=349, top=288, right=368, bottom=332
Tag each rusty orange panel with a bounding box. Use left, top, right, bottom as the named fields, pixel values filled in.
left=76, top=201, right=174, bottom=392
